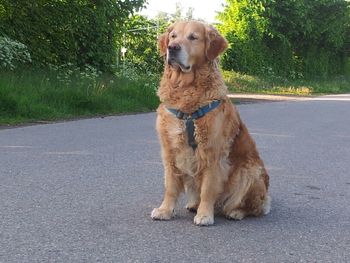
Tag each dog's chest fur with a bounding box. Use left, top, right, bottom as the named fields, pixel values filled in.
left=168, top=119, right=199, bottom=176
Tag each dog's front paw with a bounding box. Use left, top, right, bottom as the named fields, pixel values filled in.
left=194, top=214, right=214, bottom=226
left=151, top=208, right=173, bottom=220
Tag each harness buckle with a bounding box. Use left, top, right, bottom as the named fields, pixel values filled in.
left=176, top=111, right=184, bottom=119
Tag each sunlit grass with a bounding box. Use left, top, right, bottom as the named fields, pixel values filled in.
left=1, top=67, right=349, bottom=126
left=223, top=70, right=350, bottom=95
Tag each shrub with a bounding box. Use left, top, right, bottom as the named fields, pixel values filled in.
left=0, top=0, right=145, bottom=72
left=0, top=36, right=31, bottom=70
left=217, top=0, right=350, bottom=79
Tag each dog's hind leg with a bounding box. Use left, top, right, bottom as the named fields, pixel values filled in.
left=186, top=194, right=199, bottom=213
left=221, top=172, right=252, bottom=220
left=222, top=165, right=270, bottom=220
left=184, top=175, right=200, bottom=212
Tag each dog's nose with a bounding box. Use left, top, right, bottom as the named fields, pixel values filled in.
left=168, top=44, right=181, bottom=53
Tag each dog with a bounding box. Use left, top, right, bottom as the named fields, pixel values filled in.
left=151, top=21, right=271, bottom=226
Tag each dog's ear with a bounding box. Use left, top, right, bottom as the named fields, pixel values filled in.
left=206, top=26, right=228, bottom=61
left=158, top=32, right=169, bottom=57
left=158, top=25, right=175, bottom=56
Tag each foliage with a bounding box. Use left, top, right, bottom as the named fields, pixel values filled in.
left=0, top=0, right=146, bottom=72
left=118, top=4, right=198, bottom=74
left=0, top=36, right=31, bottom=70
left=217, top=0, right=350, bottom=78
left=118, top=15, right=166, bottom=73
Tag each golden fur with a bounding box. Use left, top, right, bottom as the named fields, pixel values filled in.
left=151, top=21, right=270, bottom=226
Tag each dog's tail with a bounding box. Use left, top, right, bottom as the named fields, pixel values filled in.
left=262, top=195, right=271, bottom=215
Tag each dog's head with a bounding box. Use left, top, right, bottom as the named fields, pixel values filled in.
left=158, top=21, right=228, bottom=73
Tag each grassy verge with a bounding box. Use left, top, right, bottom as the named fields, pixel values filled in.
left=1, top=67, right=349, bottom=126
left=0, top=68, right=159, bottom=125
left=223, top=71, right=350, bottom=95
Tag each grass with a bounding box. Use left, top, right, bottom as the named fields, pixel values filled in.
left=223, top=71, right=350, bottom=96
left=1, top=67, right=349, bottom=126
left=0, top=69, right=159, bottom=125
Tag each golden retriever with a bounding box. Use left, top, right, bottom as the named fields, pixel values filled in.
left=151, top=21, right=270, bottom=226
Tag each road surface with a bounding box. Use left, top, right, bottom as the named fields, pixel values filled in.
left=1, top=97, right=350, bottom=262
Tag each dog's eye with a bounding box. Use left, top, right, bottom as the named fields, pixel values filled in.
left=188, top=34, right=198, bottom=41
left=170, top=33, right=177, bottom=39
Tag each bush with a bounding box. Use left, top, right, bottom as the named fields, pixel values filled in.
left=218, top=0, right=350, bottom=79
left=0, top=0, right=145, bottom=72
left=0, top=36, right=31, bottom=70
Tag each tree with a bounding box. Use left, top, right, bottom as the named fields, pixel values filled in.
left=217, top=0, right=350, bottom=78
left=119, top=3, right=199, bottom=74
left=0, top=0, right=146, bottom=72
left=171, top=2, right=197, bottom=21
left=185, top=7, right=194, bottom=20
left=119, top=15, right=166, bottom=73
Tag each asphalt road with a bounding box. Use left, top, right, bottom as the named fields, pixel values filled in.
left=1, top=98, right=350, bottom=262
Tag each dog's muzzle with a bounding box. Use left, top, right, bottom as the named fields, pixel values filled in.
left=167, top=44, right=181, bottom=65
left=167, top=44, right=191, bottom=72
left=168, top=43, right=181, bottom=55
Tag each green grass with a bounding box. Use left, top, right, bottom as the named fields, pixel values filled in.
left=0, top=69, right=159, bottom=125
left=1, top=68, right=349, bottom=126
left=223, top=71, right=350, bottom=95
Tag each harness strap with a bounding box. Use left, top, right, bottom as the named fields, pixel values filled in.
left=167, top=100, right=221, bottom=150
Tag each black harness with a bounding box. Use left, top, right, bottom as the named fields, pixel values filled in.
left=167, top=100, right=221, bottom=150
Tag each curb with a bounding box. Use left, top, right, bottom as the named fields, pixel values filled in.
left=228, top=93, right=350, bottom=102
